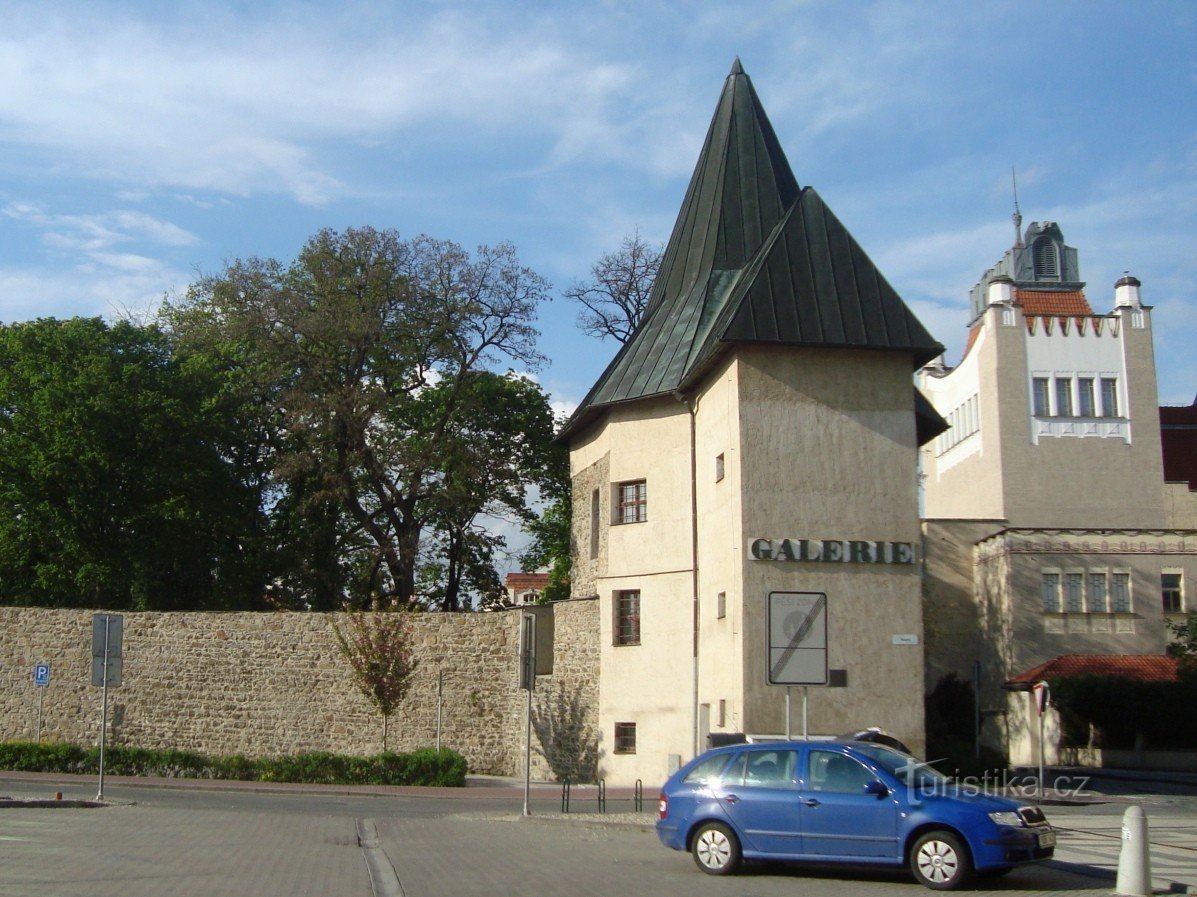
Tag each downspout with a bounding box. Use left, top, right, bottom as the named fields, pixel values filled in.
left=676, top=390, right=700, bottom=758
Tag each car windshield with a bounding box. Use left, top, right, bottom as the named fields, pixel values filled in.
left=852, top=743, right=950, bottom=789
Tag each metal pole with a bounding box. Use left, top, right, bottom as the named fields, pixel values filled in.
left=36, top=687, right=45, bottom=743
left=802, top=686, right=809, bottom=741
left=973, top=660, right=982, bottom=761
left=436, top=670, right=443, bottom=752
left=97, top=616, right=110, bottom=802
left=785, top=687, right=791, bottom=739
left=1038, top=705, right=1045, bottom=804
left=523, top=684, right=533, bottom=816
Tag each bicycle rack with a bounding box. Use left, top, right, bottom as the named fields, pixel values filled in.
left=597, top=779, right=606, bottom=813
left=633, top=779, right=643, bottom=813
left=560, top=781, right=571, bottom=813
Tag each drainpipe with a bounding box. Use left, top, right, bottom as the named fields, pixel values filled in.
left=676, top=391, right=700, bottom=758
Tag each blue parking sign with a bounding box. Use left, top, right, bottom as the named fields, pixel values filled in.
left=33, top=663, right=50, bottom=687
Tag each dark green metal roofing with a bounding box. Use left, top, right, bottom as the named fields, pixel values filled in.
left=560, top=60, right=944, bottom=442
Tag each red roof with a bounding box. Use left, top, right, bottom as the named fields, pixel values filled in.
left=1015, top=289, right=1094, bottom=317
left=505, top=572, right=550, bottom=591
left=1005, top=654, right=1178, bottom=689
left=1161, top=399, right=1197, bottom=489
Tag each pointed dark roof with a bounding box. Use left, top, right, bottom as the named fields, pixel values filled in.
left=560, top=62, right=943, bottom=441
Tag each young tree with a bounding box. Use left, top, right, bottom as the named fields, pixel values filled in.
left=0, top=318, right=269, bottom=609
left=331, top=611, right=418, bottom=751
left=564, top=229, right=662, bottom=344
left=164, top=227, right=550, bottom=609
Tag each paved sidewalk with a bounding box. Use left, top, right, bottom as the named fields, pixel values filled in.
left=1052, top=810, right=1197, bottom=894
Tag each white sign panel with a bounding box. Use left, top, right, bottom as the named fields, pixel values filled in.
left=767, top=591, right=828, bottom=685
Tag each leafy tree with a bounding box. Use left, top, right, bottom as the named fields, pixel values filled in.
left=0, top=318, right=269, bottom=609
left=163, top=227, right=550, bottom=609
left=531, top=683, right=599, bottom=784
left=331, top=611, right=418, bottom=751
left=1166, top=611, right=1197, bottom=673
left=520, top=488, right=571, bottom=604
left=564, top=229, right=662, bottom=344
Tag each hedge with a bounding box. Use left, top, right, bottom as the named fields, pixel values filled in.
left=0, top=742, right=468, bottom=787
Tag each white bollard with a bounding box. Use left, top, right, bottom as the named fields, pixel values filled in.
left=1115, top=805, right=1152, bottom=897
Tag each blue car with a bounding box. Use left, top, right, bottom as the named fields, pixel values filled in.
left=656, top=740, right=1056, bottom=890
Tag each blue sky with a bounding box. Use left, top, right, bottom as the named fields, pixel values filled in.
left=2, top=0, right=1195, bottom=411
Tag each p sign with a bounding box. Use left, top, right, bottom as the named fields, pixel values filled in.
left=33, top=663, right=50, bottom=687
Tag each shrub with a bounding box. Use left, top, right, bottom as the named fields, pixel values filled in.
left=0, top=741, right=468, bottom=786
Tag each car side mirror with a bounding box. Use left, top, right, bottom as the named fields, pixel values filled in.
left=865, top=780, right=889, bottom=798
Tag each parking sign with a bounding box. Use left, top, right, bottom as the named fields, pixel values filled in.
left=33, top=663, right=50, bottom=687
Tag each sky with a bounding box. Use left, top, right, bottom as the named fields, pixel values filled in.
left=2, top=0, right=1195, bottom=418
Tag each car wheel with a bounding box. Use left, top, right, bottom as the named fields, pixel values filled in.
left=910, top=830, right=971, bottom=890
left=691, top=822, right=741, bottom=875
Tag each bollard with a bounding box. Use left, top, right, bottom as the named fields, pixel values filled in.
left=1115, top=805, right=1152, bottom=897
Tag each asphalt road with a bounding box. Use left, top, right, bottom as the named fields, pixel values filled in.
left=2, top=773, right=1195, bottom=897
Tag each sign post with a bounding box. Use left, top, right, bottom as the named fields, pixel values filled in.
left=33, top=663, right=50, bottom=742
left=767, top=592, right=827, bottom=741
left=91, top=614, right=124, bottom=801
left=519, top=613, right=536, bottom=816
left=1032, top=680, right=1050, bottom=803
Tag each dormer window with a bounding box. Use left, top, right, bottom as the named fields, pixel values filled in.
left=1032, top=236, right=1060, bottom=280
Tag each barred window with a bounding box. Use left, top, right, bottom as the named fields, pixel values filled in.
left=1111, top=573, right=1132, bottom=613
left=1041, top=573, right=1061, bottom=613
left=1163, top=573, right=1184, bottom=614
left=617, top=480, right=647, bottom=524
left=1088, top=573, right=1108, bottom=613
left=614, top=722, right=637, bottom=754
left=1032, top=378, right=1051, bottom=416
left=1101, top=378, right=1119, bottom=417
left=615, top=590, right=640, bottom=646
left=1065, top=573, right=1084, bottom=612
left=1055, top=377, right=1073, bottom=417
left=1078, top=378, right=1096, bottom=417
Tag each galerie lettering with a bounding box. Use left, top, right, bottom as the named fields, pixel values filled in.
left=750, top=538, right=916, bottom=565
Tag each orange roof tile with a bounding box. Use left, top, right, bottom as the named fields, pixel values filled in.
left=505, top=572, right=550, bottom=590
left=1005, top=654, right=1178, bottom=689
left=1015, top=289, right=1094, bottom=317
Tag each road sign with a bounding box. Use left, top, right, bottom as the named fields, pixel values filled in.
left=91, top=613, right=124, bottom=688
left=33, top=662, right=50, bottom=687
left=519, top=614, right=536, bottom=691
left=1033, top=680, right=1050, bottom=715
left=767, top=591, right=828, bottom=685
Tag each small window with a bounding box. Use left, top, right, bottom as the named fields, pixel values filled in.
left=1078, top=378, right=1096, bottom=417
left=1088, top=573, right=1108, bottom=613
left=1033, top=236, right=1060, bottom=280
left=614, top=722, right=636, bottom=754
left=1101, top=378, right=1119, bottom=417
left=1041, top=572, right=1061, bottom=613
left=617, top=480, right=647, bottom=524
left=615, top=590, right=640, bottom=646
left=589, top=489, right=600, bottom=560
left=1065, top=573, right=1084, bottom=613
left=715, top=453, right=725, bottom=483
left=716, top=591, right=726, bottom=620
left=718, top=699, right=726, bottom=727
left=1111, top=572, right=1132, bottom=613
left=1032, top=378, right=1051, bottom=416
left=1055, top=377, right=1073, bottom=417
left=1162, top=573, right=1184, bottom=614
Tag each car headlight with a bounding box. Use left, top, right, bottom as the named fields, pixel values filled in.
left=988, top=811, right=1024, bottom=826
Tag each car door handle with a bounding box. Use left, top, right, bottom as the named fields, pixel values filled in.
left=723, top=794, right=739, bottom=804
left=803, top=798, right=820, bottom=807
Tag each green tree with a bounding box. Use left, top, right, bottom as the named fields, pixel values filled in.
left=163, top=227, right=550, bottom=609
left=331, top=611, right=418, bottom=751
left=1167, top=610, right=1197, bottom=674
left=0, top=318, right=269, bottom=609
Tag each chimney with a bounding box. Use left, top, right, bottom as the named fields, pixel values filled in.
left=988, top=275, right=1015, bottom=306
left=1114, top=273, right=1142, bottom=308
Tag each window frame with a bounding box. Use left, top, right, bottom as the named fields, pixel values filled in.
left=1100, top=377, right=1119, bottom=418
left=1064, top=570, right=1085, bottom=613
left=615, top=479, right=647, bottom=524
left=1111, top=570, right=1133, bottom=613
left=1088, top=571, right=1109, bottom=614
left=1054, top=376, right=1074, bottom=417
left=613, top=722, right=636, bottom=755
left=1041, top=570, right=1062, bottom=613
left=1162, top=571, right=1184, bottom=615
left=614, top=589, right=641, bottom=646
left=1032, top=377, right=1051, bottom=417
left=1077, top=377, right=1096, bottom=417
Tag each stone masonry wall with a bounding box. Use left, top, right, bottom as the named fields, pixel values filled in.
left=0, top=599, right=599, bottom=778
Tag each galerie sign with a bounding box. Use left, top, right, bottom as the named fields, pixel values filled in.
left=750, top=538, right=916, bottom=565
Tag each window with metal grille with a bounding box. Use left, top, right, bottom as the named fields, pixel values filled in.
left=617, top=480, right=647, bottom=524
left=1111, top=573, right=1132, bottom=613
left=1088, top=573, right=1108, bottom=613
left=614, top=722, right=636, bottom=754
left=615, top=590, right=640, bottom=645
left=1101, top=378, right=1119, bottom=417
left=1041, top=573, right=1061, bottom=613
left=1055, top=377, right=1073, bottom=417
left=1078, top=378, right=1096, bottom=417
left=1032, top=378, right=1050, bottom=416
left=1065, top=573, right=1084, bottom=612
left=1162, top=573, right=1184, bottom=614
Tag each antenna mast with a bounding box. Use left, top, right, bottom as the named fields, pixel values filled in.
left=1011, top=167, right=1023, bottom=248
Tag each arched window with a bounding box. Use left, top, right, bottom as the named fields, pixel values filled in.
left=1032, top=236, right=1059, bottom=280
